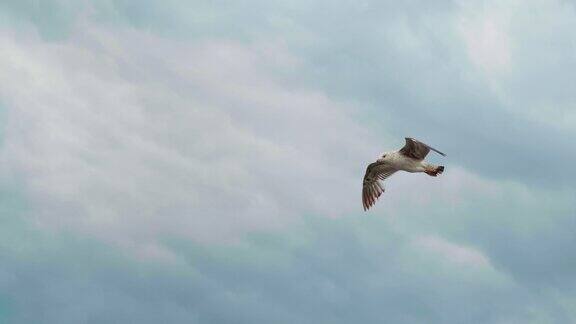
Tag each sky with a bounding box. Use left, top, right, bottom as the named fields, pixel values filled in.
left=0, top=0, right=575, bottom=323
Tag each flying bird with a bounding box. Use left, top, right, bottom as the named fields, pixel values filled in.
left=362, top=137, right=446, bottom=211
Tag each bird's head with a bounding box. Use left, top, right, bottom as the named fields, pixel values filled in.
left=380, top=151, right=392, bottom=160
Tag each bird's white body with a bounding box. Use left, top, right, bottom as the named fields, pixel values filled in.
left=378, top=151, right=430, bottom=173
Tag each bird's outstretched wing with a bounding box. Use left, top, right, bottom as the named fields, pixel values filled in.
left=399, top=137, right=445, bottom=160
left=362, top=161, right=397, bottom=211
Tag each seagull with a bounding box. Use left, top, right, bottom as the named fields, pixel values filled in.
left=362, top=137, right=446, bottom=211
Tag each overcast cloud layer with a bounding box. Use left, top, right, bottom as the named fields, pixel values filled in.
left=0, top=0, right=575, bottom=323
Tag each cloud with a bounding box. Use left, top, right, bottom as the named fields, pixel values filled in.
left=458, top=3, right=512, bottom=76
left=386, top=167, right=576, bottom=295
left=172, top=0, right=576, bottom=188
left=0, top=204, right=562, bottom=324
left=1, top=1, right=576, bottom=323
left=0, top=23, right=383, bottom=249
left=412, top=235, right=492, bottom=268
left=4, top=1, right=576, bottom=188
left=0, top=0, right=87, bottom=40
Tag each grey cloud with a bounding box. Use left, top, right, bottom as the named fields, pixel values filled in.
left=277, top=0, right=576, bottom=188
left=388, top=173, right=576, bottom=299
left=0, top=208, right=562, bottom=324
left=6, top=0, right=576, bottom=187
left=101, top=0, right=576, bottom=188
left=0, top=0, right=87, bottom=40
left=44, top=0, right=573, bottom=189
left=1, top=1, right=576, bottom=323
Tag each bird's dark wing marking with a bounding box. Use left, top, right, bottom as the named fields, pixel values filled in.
left=399, top=137, right=445, bottom=160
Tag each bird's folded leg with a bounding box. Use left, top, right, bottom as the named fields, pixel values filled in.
left=425, top=165, right=444, bottom=176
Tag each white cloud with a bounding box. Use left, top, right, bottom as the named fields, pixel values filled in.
left=0, top=23, right=379, bottom=253
left=457, top=1, right=513, bottom=77
left=413, top=234, right=491, bottom=268
left=456, top=0, right=576, bottom=132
